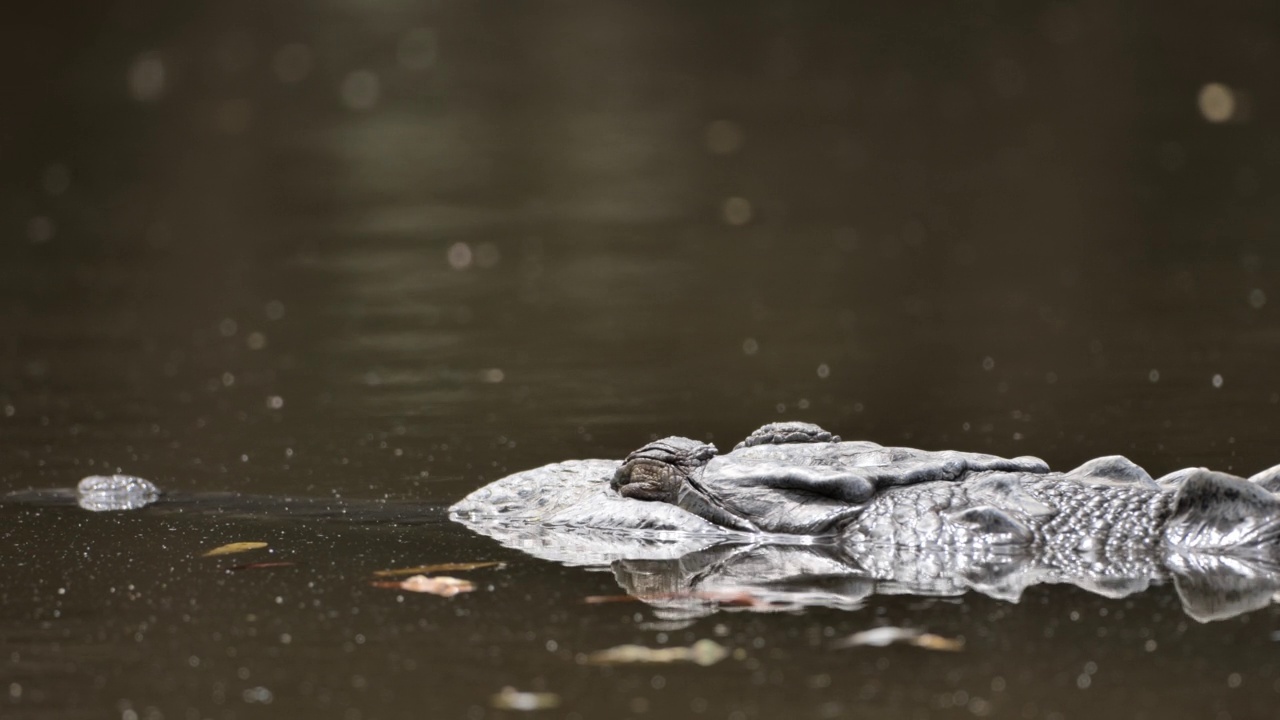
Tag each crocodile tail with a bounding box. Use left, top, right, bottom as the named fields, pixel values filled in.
left=1164, top=470, right=1280, bottom=555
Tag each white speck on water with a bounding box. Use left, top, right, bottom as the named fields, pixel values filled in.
left=448, top=242, right=473, bottom=269
left=1144, top=639, right=1158, bottom=651
left=776, top=403, right=787, bottom=413
left=1198, top=82, right=1236, bottom=123
left=128, top=52, right=166, bottom=102
left=240, top=454, right=249, bottom=462
left=722, top=197, right=752, bottom=225
left=267, top=396, right=284, bottom=409
left=246, top=332, right=266, bottom=350
left=742, top=338, right=759, bottom=355
left=1076, top=674, right=1091, bottom=689
left=340, top=70, right=380, bottom=110
left=219, top=319, right=238, bottom=337
left=1148, top=369, right=1159, bottom=383
left=3, top=405, right=14, bottom=417
left=1249, top=288, right=1266, bottom=309
left=817, top=363, right=830, bottom=379
left=1212, top=374, right=1224, bottom=388
left=122, top=709, right=138, bottom=720
left=480, top=368, right=505, bottom=383
left=242, top=686, right=274, bottom=704
left=1228, top=673, right=1242, bottom=688
left=9, top=683, right=21, bottom=699
left=982, top=356, right=995, bottom=371
left=265, top=301, right=285, bottom=320
left=222, top=372, right=235, bottom=387
left=797, top=398, right=810, bottom=409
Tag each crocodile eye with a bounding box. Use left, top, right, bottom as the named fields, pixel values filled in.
left=612, top=459, right=680, bottom=502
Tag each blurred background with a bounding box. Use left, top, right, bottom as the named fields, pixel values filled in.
left=1, top=0, right=1278, bottom=496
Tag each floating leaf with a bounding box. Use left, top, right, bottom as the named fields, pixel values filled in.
left=830, top=627, right=964, bottom=652
left=372, top=561, right=503, bottom=578
left=229, top=562, right=297, bottom=571
left=582, top=639, right=729, bottom=667
left=490, top=687, right=560, bottom=711
left=202, top=542, right=268, bottom=557
left=371, top=574, right=475, bottom=597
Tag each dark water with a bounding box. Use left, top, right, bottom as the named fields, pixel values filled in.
left=3, top=1, right=1280, bottom=718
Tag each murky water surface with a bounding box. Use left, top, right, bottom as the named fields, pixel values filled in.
left=3, top=2, right=1280, bottom=718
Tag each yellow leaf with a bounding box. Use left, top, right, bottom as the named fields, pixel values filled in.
left=202, top=542, right=268, bottom=557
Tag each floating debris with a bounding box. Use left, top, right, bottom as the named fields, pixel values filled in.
left=830, top=626, right=964, bottom=652
left=76, top=474, right=160, bottom=512
left=202, top=542, right=268, bottom=558
left=229, top=562, right=297, bottom=571
left=582, top=639, right=730, bottom=667
left=489, top=687, right=561, bottom=711
left=372, top=561, right=503, bottom=578
left=371, top=574, right=475, bottom=597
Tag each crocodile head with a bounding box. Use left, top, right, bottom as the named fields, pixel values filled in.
left=611, top=437, right=764, bottom=532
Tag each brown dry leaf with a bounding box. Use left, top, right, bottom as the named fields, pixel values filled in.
left=582, top=639, right=729, bottom=667
left=371, top=561, right=502, bottom=578
left=490, top=687, right=560, bottom=711
left=830, top=626, right=964, bottom=652
left=201, top=542, right=268, bottom=557
left=229, top=561, right=297, bottom=571
left=373, top=574, right=475, bottom=597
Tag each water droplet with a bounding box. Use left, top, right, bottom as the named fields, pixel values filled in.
left=722, top=197, right=752, bottom=226
left=127, top=53, right=166, bottom=102
left=1148, top=369, right=1160, bottom=383
left=1198, top=83, right=1236, bottom=123
left=816, top=363, right=830, bottom=379
left=1212, top=374, right=1224, bottom=388
left=1249, top=288, right=1266, bottom=309
left=447, top=242, right=473, bottom=269
left=982, top=356, right=995, bottom=371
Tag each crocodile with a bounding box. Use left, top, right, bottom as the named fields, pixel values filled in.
left=450, top=421, right=1280, bottom=621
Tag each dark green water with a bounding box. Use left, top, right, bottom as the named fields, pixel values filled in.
left=2, top=1, right=1279, bottom=718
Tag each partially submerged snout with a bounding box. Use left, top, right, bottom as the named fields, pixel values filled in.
left=611, top=437, right=717, bottom=502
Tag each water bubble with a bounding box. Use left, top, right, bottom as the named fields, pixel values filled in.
left=816, top=363, right=830, bottom=379
left=267, top=396, right=284, bottom=409
left=246, top=332, right=266, bottom=350
left=1212, top=374, right=1224, bottom=388
left=742, top=338, right=759, bottom=355
left=480, top=369, right=505, bottom=383
left=1198, top=83, right=1236, bottom=123
left=219, top=319, right=238, bottom=337
left=981, top=356, right=995, bottom=371
left=1148, top=369, right=1160, bottom=382
left=722, top=197, right=753, bottom=226
left=340, top=71, right=380, bottom=110
left=447, top=242, right=473, bottom=269
left=272, top=43, right=312, bottom=84
left=1249, top=288, right=1266, bottom=309
left=128, top=53, right=166, bottom=102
